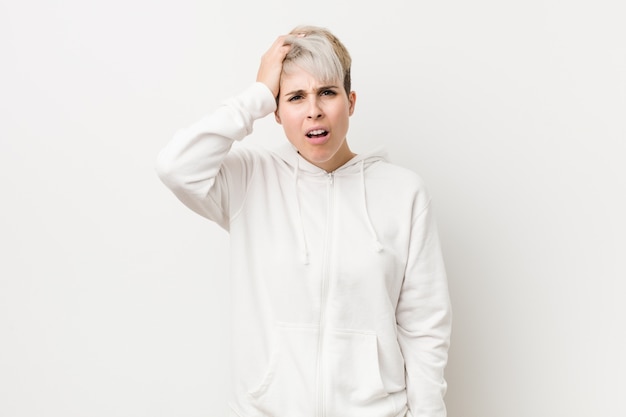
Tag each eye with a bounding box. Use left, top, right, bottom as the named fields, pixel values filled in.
left=288, top=95, right=303, bottom=102
left=320, top=89, right=336, bottom=97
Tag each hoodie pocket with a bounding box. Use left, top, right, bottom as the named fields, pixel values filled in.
left=326, top=329, right=396, bottom=417
left=248, top=323, right=318, bottom=416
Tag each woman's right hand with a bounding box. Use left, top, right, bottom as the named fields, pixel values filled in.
left=256, top=35, right=292, bottom=98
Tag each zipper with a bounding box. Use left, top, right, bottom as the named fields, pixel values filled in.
left=316, top=172, right=334, bottom=417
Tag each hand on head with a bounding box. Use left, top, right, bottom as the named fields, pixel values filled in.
left=256, top=33, right=303, bottom=98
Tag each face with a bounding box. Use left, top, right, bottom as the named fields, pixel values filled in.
left=275, top=67, right=356, bottom=172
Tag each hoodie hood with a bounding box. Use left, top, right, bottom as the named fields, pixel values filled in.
left=270, top=142, right=388, bottom=175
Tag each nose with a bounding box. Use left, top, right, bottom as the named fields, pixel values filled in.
left=306, top=97, right=323, bottom=119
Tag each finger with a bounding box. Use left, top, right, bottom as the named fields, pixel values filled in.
left=272, top=35, right=290, bottom=49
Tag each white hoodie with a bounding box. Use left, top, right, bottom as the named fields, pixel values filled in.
left=156, top=82, right=452, bottom=417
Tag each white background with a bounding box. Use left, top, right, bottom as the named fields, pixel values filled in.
left=1, top=1, right=625, bottom=416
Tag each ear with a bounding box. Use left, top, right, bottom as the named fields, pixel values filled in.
left=348, top=91, right=357, bottom=116
left=274, top=109, right=282, bottom=124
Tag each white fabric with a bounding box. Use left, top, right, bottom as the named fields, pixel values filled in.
left=157, top=82, right=452, bottom=417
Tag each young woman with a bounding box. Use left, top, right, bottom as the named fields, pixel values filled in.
left=157, top=25, right=452, bottom=417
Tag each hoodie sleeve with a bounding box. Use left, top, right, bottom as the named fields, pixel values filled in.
left=396, top=197, right=452, bottom=417
left=155, top=82, right=277, bottom=229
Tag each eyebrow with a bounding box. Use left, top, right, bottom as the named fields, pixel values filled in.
left=283, top=85, right=340, bottom=97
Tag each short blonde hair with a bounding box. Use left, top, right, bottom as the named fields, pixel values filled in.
left=283, top=25, right=352, bottom=94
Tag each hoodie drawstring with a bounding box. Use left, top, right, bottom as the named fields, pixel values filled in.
left=292, top=157, right=383, bottom=265
left=293, top=158, right=310, bottom=265
left=361, top=160, right=383, bottom=253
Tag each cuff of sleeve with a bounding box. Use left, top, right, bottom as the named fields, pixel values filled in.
left=239, top=82, right=277, bottom=120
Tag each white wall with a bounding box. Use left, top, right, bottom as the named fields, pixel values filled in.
left=1, top=1, right=624, bottom=416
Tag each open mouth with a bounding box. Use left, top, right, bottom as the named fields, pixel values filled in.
left=306, top=129, right=328, bottom=138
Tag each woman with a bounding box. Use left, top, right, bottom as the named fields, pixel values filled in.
left=156, top=25, right=452, bottom=417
